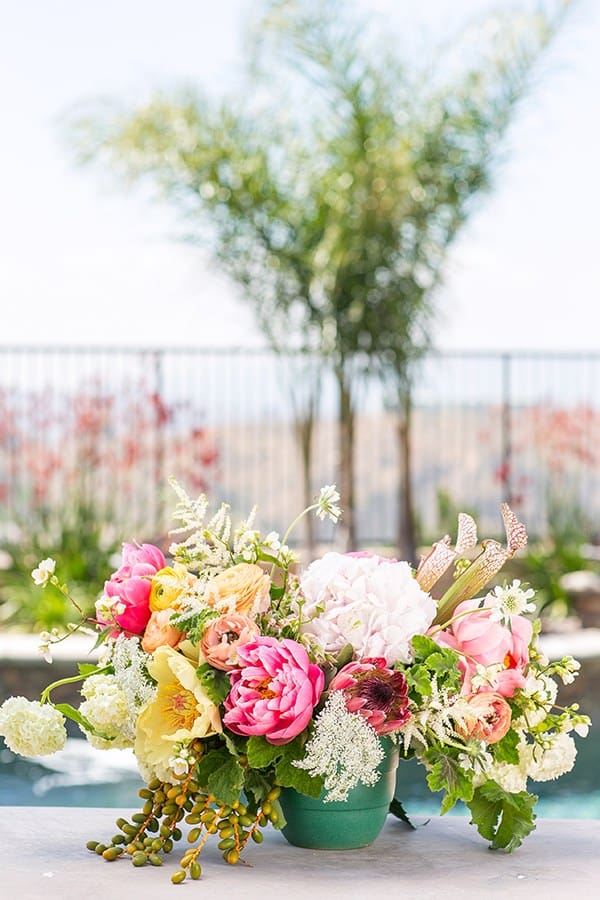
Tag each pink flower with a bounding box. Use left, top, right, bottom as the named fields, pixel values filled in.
left=98, top=542, right=166, bottom=635
left=223, top=637, right=324, bottom=745
left=434, top=599, right=532, bottom=697
left=200, top=613, right=260, bottom=671
left=457, top=692, right=512, bottom=745
left=329, top=658, right=411, bottom=734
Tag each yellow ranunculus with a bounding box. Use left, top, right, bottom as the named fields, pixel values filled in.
left=149, top=565, right=193, bottom=612
left=203, top=563, right=271, bottom=616
left=134, top=646, right=221, bottom=782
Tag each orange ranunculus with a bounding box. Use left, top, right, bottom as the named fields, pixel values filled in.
left=204, top=563, right=271, bottom=616
left=458, top=691, right=512, bottom=745
left=141, top=608, right=184, bottom=654
left=200, top=613, right=261, bottom=671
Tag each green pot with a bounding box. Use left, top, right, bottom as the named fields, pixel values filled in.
left=279, top=739, right=399, bottom=850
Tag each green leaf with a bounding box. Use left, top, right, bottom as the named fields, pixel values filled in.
left=77, top=662, right=104, bottom=677
left=492, top=728, right=520, bottom=765
left=425, top=749, right=473, bottom=812
left=389, top=797, right=417, bottom=829
left=467, top=781, right=537, bottom=852
left=53, top=702, right=114, bottom=741
left=196, top=663, right=231, bottom=705
left=275, top=756, right=323, bottom=798
left=244, top=769, right=273, bottom=805
left=411, top=634, right=443, bottom=661
left=195, top=747, right=231, bottom=789
left=246, top=735, right=285, bottom=769
left=406, top=664, right=433, bottom=696
left=207, top=756, right=245, bottom=808
left=91, top=626, right=113, bottom=652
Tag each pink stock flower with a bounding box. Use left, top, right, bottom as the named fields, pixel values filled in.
left=457, top=692, right=512, bottom=745
left=223, top=637, right=324, bottom=745
left=200, top=613, right=260, bottom=671
left=434, top=599, right=532, bottom=697
left=329, top=658, right=410, bottom=734
left=98, top=542, right=166, bottom=635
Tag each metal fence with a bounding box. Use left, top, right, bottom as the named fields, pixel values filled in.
left=2, top=346, right=600, bottom=546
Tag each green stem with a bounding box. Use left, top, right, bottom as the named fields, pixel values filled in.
left=40, top=665, right=111, bottom=705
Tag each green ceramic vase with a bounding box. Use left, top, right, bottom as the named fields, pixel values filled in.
left=279, top=739, right=399, bottom=850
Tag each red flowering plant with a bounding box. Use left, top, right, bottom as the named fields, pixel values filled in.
left=0, top=481, right=590, bottom=885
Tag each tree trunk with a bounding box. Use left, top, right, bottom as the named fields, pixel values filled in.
left=294, top=411, right=316, bottom=559
left=397, top=386, right=417, bottom=564
left=336, top=364, right=356, bottom=550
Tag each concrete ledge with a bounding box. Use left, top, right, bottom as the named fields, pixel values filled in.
left=1, top=807, right=598, bottom=900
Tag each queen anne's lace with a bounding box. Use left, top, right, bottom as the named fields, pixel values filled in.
left=292, top=691, right=384, bottom=801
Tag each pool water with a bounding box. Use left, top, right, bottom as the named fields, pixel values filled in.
left=1, top=734, right=598, bottom=817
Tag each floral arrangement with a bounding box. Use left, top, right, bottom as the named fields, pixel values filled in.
left=0, top=481, right=590, bottom=885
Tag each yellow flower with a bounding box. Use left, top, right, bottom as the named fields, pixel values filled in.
left=204, top=563, right=271, bottom=616
left=134, top=646, right=221, bottom=782
left=149, top=565, right=193, bottom=612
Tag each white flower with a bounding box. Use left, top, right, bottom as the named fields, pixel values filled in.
left=525, top=733, right=577, bottom=782
left=31, top=558, right=56, bottom=586
left=263, top=531, right=281, bottom=551
left=79, top=674, right=133, bottom=750
left=0, top=697, right=66, bottom=756
left=95, top=594, right=126, bottom=622
left=316, top=484, right=342, bottom=523
left=485, top=580, right=536, bottom=624
left=300, top=552, right=435, bottom=664
left=293, top=691, right=384, bottom=801
left=37, top=631, right=54, bottom=664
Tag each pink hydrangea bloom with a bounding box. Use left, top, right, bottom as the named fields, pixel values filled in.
left=434, top=598, right=532, bottom=697
left=98, top=543, right=165, bottom=635
left=223, top=637, right=324, bottom=745
left=329, top=657, right=410, bottom=734
left=300, top=552, right=435, bottom=664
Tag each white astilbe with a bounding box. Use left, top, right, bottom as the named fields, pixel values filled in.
left=292, top=692, right=384, bottom=802
left=397, top=677, right=472, bottom=754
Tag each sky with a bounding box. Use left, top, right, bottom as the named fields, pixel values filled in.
left=0, top=0, right=599, bottom=352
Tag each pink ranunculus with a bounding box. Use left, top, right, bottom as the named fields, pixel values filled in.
left=457, top=691, right=512, bottom=745
left=200, top=613, right=260, bottom=671
left=223, top=637, right=324, bottom=745
left=329, top=657, right=410, bottom=734
left=98, top=542, right=166, bottom=635
left=434, top=599, right=532, bottom=697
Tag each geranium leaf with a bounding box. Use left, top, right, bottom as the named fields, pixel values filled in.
left=468, top=781, right=537, bottom=852
left=246, top=735, right=285, bottom=769
left=389, top=797, right=417, bottom=829
left=207, top=756, right=245, bottom=808
left=196, top=663, right=231, bottom=705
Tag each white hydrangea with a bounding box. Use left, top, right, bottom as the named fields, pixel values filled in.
left=525, top=733, right=577, bottom=782
left=79, top=674, right=133, bottom=750
left=0, top=697, right=66, bottom=757
left=300, top=552, right=435, bottom=664
left=292, top=691, right=385, bottom=802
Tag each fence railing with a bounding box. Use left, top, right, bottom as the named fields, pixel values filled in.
left=2, top=346, right=600, bottom=545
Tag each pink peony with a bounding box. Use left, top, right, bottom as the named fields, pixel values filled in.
left=98, top=542, right=166, bottom=635
left=223, top=637, right=324, bottom=745
left=434, top=599, right=532, bottom=697
left=200, top=613, right=260, bottom=671
left=329, top=657, right=410, bottom=734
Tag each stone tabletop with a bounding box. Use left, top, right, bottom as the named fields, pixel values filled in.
left=0, top=808, right=598, bottom=900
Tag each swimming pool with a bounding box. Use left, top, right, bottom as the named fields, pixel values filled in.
left=1, top=733, right=598, bottom=817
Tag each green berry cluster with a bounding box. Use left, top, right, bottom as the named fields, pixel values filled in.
left=86, top=746, right=281, bottom=885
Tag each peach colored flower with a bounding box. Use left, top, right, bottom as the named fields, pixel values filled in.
left=141, top=609, right=184, bottom=654
left=204, top=563, right=271, bottom=616
left=458, top=691, right=512, bottom=744
left=200, top=613, right=260, bottom=671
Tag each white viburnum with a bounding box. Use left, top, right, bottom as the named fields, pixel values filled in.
left=0, top=697, right=67, bottom=756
